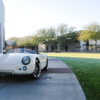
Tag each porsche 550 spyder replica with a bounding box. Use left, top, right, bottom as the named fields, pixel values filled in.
left=0, top=48, right=48, bottom=79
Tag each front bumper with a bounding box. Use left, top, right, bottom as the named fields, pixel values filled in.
left=0, top=64, right=35, bottom=75
left=0, top=70, right=15, bottom=74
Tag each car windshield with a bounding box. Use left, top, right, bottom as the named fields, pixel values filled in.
left=7, top=48, right=37, bottom=54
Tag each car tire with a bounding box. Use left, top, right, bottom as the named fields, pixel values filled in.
left=31, top=59, right=41, bottom=79
left=43, top=59, right=48, bottom=71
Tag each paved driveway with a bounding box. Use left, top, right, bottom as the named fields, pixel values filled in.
left=0, top=57, right=86, bottom=100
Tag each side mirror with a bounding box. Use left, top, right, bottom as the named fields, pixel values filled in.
left=3, top=50, right=7, bottom=54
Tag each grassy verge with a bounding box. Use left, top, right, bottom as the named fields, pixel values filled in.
left=46, top=53, right=100, bottom=100
left=46, top=52, right=100, bottom=59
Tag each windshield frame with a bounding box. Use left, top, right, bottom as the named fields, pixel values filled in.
left=7, top=48, right=37, bottom=54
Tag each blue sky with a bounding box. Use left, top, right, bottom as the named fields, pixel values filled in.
left=3, top=0, right=100, bottom=39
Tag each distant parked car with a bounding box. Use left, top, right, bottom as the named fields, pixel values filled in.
left=0, top=48, right=48, bottom=79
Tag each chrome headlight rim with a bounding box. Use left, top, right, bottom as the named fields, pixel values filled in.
left=22, top=56, right=31, bottom=65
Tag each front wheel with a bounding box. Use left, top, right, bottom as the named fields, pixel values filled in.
left=31, top=59, right=41, bottom=79
left=43, top=59, right=48, bottom=71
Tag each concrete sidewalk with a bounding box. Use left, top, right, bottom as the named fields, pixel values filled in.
left=41, top=57, right=86, bottom=100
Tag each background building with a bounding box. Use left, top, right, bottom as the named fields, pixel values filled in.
left=0, top=0, right=5, bottom=53
left=42, top=40, right=100, bottom=52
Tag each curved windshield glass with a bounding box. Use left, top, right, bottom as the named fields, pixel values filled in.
left=7, top=48, right=37, bottom=54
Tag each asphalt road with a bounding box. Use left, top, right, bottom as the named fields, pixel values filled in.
left=0, top=57, right=86, bottom=100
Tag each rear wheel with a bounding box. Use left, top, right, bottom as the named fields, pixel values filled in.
left=31, top=59, right=41, bottom=79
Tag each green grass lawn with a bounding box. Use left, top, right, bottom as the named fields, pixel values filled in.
left=46, top=53, right=100, bottom=100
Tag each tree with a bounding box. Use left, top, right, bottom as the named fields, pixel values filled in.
left=47, top=27, right=56, bottom=38
left=36, top=28, right=48, bottom=44
left=78, top=23, right=100, bottom=52
left=9, top=36, right=39, bottom=47
left=55, top=32, right=77, bottom=51
left=36, top=24, right=76, bottom=51
left=36, top=28, right=56, bottom=45
left=57, top=24, right=68, bottom=35
left=57, top=23, right=75, bottom=35
left=56, top=24, right=75, bottom=51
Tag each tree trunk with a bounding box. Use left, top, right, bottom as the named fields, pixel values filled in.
left=86, top=40, right=89, bottom=51
left=57, top=43, right=61, bottom=52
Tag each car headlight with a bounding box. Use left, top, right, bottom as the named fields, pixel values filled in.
left=22, top=56, right=31, bottom=65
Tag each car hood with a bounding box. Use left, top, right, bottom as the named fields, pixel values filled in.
left=0, top=53, right=31, bottom=65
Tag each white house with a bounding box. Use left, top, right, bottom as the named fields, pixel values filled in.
left=80, top=40, right=100, bottom=52
left=0, top=0, right=5, bottom=53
